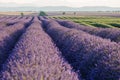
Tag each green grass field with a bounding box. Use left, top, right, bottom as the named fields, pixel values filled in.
left=51, top=16, right=120, bottom=28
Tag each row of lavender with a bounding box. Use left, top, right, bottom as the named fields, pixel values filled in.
left=42, top=19, right=120, bottom=80
left=0, top=16, right=33, bottom=31
left=0, top=16, right=33, bottom=70
left=57, top=20, right=120, bottom=43
left=0, top=16, right=18, bottom=29
left=0, top=17, right=79, bottom=80
left=0, top=16, right=32, bottom=29
left=0, top=16, right=30, bottom=22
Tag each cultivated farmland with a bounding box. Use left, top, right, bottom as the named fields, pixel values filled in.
left=0, top=15, right=119, bottom=80
left=52, top=16, right=120, bottom=28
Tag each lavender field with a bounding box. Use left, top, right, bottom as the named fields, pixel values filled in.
left=0, top=16, right=119, bottom=80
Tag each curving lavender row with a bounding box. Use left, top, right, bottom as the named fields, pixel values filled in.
left=43, top=19, right=120, bottom=80
left=0, top=16, right=33, bottom=30
left=0, top=16, right=29, bottom=30
left=0, top=17, right=9, bottom=22
left=0, top=19, right=32, bottom=70
left=0, top=17, right=17, bottom=29
left=0, top=19, right=79, bottom=80
left=57, top=20, right=120, bottom=43
left=21, top=16, right=34, bottom=27
left=6, top=16, right=33, bottom=27
left=0, top=16, right=15, bottom=22
left=0, top=22, right=6, bottom=29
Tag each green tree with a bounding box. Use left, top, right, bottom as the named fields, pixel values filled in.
left=39, top=11, right=47, bottom=16
left=74, top=12, right=76, bottom=15
left=62, top=12, right=65, bottom=15
left=21, top=12, right=24, bottom=16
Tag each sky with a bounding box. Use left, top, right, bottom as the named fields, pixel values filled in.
left=0, top=0, right=120, bottom=7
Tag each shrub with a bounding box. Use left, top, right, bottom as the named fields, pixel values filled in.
left=39, top=11, right=47, bottom=16
left=21, top=12, right=24, bottom=17
left=109, top=23, right=120, bottom=28
left=62, top=12, right=66, bottom=15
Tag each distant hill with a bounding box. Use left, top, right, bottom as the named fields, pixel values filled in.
left=0, top=6, right=120, bottom=11
left=79, top=6, right=120, bottom=11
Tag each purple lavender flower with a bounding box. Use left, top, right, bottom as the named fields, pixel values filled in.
left=57, top=20, right=120, bottom=43
left=43, top=19, right=120, bottom=80
left=0, top=17, right=79, bottom=80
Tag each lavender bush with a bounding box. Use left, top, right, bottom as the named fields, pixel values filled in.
left=0, top=16, right=33, bottom=30
left=0, top=17, right=33, bottom=70
left=39, top=16, right=47, bottom=21
left=0, top=17, right=79, bottom=80
left=57, top=20, right=120, bottom=43
left=43, top=19, right=120, bottom=80
left=0, top=17, right=9, bottom=22
left=0, top=22, right=7, bottom=29
left=0, top=23, right=25, bottom=69
left=16, top=16, right=33, bottom=28
left=0, top=16, right=17, bottom=29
